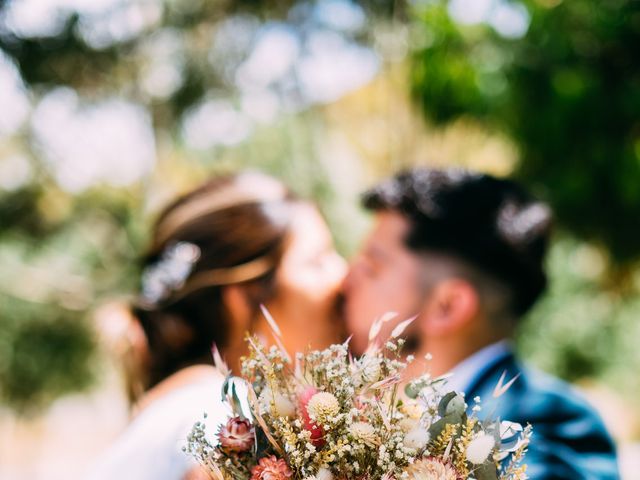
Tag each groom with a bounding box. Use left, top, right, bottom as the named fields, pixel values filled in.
left=343, top=168, right=619, bottom=479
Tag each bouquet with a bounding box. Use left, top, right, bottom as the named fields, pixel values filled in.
left=186, top=311, right=532, bottom=480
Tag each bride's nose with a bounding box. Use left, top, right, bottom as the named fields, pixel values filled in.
left=329, top=252, right=348, bottom=285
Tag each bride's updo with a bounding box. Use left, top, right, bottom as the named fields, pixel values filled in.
left=130, top=172, right=298, bottom=398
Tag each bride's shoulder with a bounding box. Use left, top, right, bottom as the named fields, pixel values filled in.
left=87, top=367, right=227, bottom=479
left=134, top=365, right=227, bottom=423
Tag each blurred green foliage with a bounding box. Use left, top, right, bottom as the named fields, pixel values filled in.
left=517, top=238, right=640, bottom=397
left=1, top=0, right=640, bottom=423
left=0, top=180, right=145, bottom=413
left=0, top=0, right=381, bottom=413
left=411, top=0, right=640, bottom=411
left=411, top=0, right=640, bottom=263
left=0, top=0, right=391, bottom=133
left=0, top=294, right=95, bottom=413
left=0, top=136, right=351, bottom=414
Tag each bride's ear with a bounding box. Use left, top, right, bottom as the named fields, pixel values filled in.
left=222, top=285, right=253, bottom=332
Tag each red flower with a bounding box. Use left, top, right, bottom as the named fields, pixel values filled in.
left=298, top=386, right=325, bottom=447
left=217, top=417, right=254, bottom=452
left=250, top=456, right=293, bottom=480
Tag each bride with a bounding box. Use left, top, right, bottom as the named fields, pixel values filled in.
left=89, top=172, right=347, bottom=479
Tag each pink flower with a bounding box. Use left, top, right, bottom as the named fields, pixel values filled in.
left=217, top=417, right=254, bottom=452
left=250, top=456, right=293, bottom=480
left=298, top=386, right=325, bottom=447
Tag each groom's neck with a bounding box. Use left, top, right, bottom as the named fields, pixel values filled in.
left=402, top=329, right=508, bottom=380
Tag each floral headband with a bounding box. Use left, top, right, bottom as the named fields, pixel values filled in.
left=140, top=241, right=276, bottom=307
left=140, top=242, right=201, bottom=306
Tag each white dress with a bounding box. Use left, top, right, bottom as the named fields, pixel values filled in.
left=88, top=371, right=228, bottom=480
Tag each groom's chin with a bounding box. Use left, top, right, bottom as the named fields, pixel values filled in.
left=329, top=293, right=350, bottom=344
left=343, top=306, right=380, bottom=357
left=344, top=321, right=369, bottom=357
left=340, top=302, right=364, bottom=355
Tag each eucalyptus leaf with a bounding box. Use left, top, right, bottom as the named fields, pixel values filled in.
left=473, top=462, right=499, bottom=480
left=405, top=380, right=427, bottom=399
left=231, top=381, right=245, bottom=418
left=444, top=394, right=466, bottom=417
left=254, top=425, right=272, bottom=458
left=221, top=375, right=232, bottom=403
left=428, top=417, right=447, bottom=440
left=437, top=392, right=458, bottom=417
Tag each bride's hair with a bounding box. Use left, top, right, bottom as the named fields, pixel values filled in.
left=129, top=172, right=298, bottom=400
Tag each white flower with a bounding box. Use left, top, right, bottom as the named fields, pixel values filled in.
left=316, top=467, right=333, bottom=480
left=259, top=387, right=296, bottom=418
left=404, top=458, right=460, bottom=480
left=354, top=355, right=383, bottom=385
left=399, top=418, right=420, bottom=433
left=499, top=421, right=523, bottom=440
left=401, top=401, right=423, bottom=419
left=466, top=432, right=495, bottom=464
left=306, top=392, right=340, bottom=423
left=350, top=421, right=378, bottom=447
left=403, top=428, right=430, bottom=450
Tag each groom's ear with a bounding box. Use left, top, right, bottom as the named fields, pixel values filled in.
left=419, top=279, right=479, bottom=336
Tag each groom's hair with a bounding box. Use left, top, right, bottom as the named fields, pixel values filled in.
left=363, top=168, right=552, bottom=318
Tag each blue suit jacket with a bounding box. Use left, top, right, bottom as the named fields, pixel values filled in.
left=464, top=352, right=620, bottom=480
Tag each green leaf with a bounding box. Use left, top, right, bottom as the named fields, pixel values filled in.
left=473, top=462, right=499, bottom=480
left=437, top=392, right=459, bottom=417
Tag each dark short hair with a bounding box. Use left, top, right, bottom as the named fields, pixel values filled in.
left=363, top=168, right=552, bottom=317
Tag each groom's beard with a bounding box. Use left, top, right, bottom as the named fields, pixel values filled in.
left=397, top=312, right=422, bottom=356
left=401, top=329, right=421, bottom=355
left=330, top=292, right=348, bottom=343
left=346, top=327, right=420, bottom=359
left=399, top=290, right=431, bottom=356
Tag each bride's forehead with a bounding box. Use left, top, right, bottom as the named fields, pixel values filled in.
left=287, top=203, right=327, bottom=233
left=284, top=204, right=332, bottom=250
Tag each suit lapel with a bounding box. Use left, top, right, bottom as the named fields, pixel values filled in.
left=463, top=350, right=520, bottom=402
